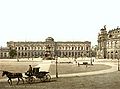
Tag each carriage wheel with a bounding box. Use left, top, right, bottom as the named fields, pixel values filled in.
left=26, top=77, right=35, bottom=84
left=40, top=76, right=46, bottom=82
left=40, top=73, right=51, bottom=82
left=45, top=73, right=51, bottom=81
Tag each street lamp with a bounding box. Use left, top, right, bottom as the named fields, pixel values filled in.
left=31, top=45, right=33, bottom=60
left=17, top=51, right=19, bottom=62
left=90, top=51, right=93, bottom=65
left=118, top=58, right=120, bottom=71
left=115, top=51, right=119, bottom=71
left=55, top=55, right=58, bottom=78
left=55, top=42, right=58, bottom=78
left=28, top=52, right=30, bottom=60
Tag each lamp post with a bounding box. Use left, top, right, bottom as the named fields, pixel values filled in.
left=90, top=51, right=93, bottom=65
left=27, top=53, right=29, bottom=60
left=55, top=42, right=58, bottom=78
left=17, top=50, right=19, bottom=62
left=115, top=51, right=119, bottom=71
left=32, top=45, right=33, bottom=60
left=118, top=58, right=120, bottom=71
left=55, top=55, right=58, bottom=78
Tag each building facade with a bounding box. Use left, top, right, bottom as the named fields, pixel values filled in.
left=97, top=26, right=120, bottom=59
left=7, top=37, right=91, bottom=59
left=0, top=47, right=9, bottom=59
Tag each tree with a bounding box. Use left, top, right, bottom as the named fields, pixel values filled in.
left=9, top=49, right=17, bottom=58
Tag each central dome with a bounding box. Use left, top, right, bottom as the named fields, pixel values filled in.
left=45, top=37, right=54, bottom=42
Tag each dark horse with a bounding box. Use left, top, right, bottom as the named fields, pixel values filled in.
left=2, top=71, right=24, bottom=85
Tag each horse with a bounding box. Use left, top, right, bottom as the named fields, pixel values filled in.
left=2, top=71, right=24, bottom=85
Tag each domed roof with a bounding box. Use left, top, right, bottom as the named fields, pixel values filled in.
left=45, top=37, right=54, bottom=42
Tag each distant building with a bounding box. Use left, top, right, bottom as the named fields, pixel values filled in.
left=0, top=47, right=9, bottom=58
left=6, top=37, right=91, bottom=59
left=97, top=25, right=120, bottom=59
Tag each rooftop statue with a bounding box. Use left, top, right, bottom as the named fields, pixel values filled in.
left=104, top=25, right=106, bottom=30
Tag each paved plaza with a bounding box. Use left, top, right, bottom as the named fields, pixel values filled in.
left=0, top=58, right=120, bottom=89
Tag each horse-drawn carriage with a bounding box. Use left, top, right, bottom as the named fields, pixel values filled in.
left=24, top=67, right=51, bottom=83
left=2, top=67, right=51, bottom=85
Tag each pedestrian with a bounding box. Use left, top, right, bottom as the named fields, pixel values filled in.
left=27, top=65, right=33, bottom=76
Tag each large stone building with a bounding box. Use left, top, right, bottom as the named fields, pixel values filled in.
left=6, top=37, right=91, bottom=59
left=97, top=25, right=120, bottom=59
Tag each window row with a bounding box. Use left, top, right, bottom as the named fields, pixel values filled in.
left=58, top=46, right=89, bottom=50
left=15, top=46, right=90, bottom=51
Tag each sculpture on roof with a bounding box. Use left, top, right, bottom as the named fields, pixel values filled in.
left=104, top=25, right=106, bottom=30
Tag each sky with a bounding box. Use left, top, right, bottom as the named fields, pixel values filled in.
left=0, top=0, right=120, bottom=47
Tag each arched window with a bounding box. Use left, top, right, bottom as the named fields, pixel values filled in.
left=41, top=47, right=43, bottom=50
left=75, top=47, right=77, bottom=50
left=66, top=52, right=68, bottom=56
left=28, top=47, right=30, bottom=50
left=22, top=47, right=24, bottom=50
left=63, top=47, right=64, bottom=50
left=1, top=53, right=3, bottom=56
left=75, top=52, right=77, bottom=55
left=81, top=47, right=83, bottom=50
left=72, top=47, right=74, bottom=50
left=72, top=52, right=74, bottom=56
left=69, top=52, right=71, bottom=56
left=59, top=47, right=61, bottom=50
left=86, top=47, right=89, bottom=50
left=4, top=53, right=6, bottom=57
left=22, top=52, right=24, bottom=56
left=25, top=53, right=27, bottom=56
left=34, top=52, right=37, bottom=56
left=58, top=51, right=60, bottom=56
left=66, top=47, right=67, bottom=50
left=25, top=47, right=27, bottom=50
left=38, top=47, right=39, bottom=50
left=28, top=52, right=30, bottom=57
left=34, top=47, right=36, bottom=50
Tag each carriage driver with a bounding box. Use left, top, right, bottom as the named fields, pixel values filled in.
left=27, top=65, right=33, bottom=76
